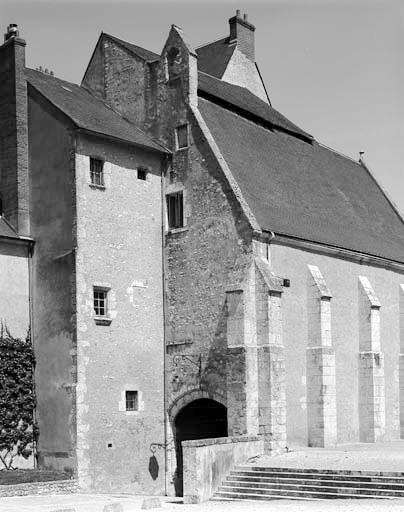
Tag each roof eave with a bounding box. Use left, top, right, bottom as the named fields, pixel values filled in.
left=76, top=127, right=171, bottom=155
left=263, top=230, right=404, bottom=271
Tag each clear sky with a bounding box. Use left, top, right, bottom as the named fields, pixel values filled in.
left=2, top=0, right=403, bottom=214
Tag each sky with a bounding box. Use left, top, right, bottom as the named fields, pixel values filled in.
left=2, top=0, right=404, bottom=214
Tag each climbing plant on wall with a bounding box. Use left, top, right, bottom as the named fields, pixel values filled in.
left=0, top=324, right=38, bottom=470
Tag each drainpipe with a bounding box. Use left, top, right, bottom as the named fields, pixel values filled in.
left=161, top=154, right=170, bottom=495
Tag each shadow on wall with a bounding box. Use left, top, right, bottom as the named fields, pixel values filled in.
left=148, top=455, right=159, bottom=481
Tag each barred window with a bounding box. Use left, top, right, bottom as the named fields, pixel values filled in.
left=176, top=124, right=188, bottom=149
left=167, top=191, right=184, bottom=229
left=90, top=157, right=104, bottom=187
left=93, top=287, right=108, bottom=316
left=125, top=390, right=138, bottom=411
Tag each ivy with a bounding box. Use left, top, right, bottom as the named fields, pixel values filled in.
left=0, top=324, right=38, bottom=470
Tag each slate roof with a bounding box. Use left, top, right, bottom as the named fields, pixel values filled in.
left=103, top=33, right=160, bottom=62
left=0, top=217, right=20, bottom=239
left=26, top=69, right=168, bottom=153
left=198, top=97, right=404, bottom=263
left=196, top=38, right=235, bottom=78
left=198, top=72, right=312, bottom=141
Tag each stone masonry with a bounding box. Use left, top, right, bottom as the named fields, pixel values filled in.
left=306, top=264, right=337, bottom=447
left=399, top=284, right=404, bottom=439
left=358, top=276, right=385, bottom=442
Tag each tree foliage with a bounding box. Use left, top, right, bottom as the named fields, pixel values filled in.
left=0, top=324, right=38, bottom=470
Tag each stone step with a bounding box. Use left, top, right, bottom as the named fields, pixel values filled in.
left=231, top=469, right=404, bottom=483
left=226, top=475, right=404, bottom=489
left=220, top=482, right=404, bottom=497
left=214, top=487, right=399, bottom=501
left=212, top=492, right=321, bottom=502
left=238, top=465, right=404, bottom=478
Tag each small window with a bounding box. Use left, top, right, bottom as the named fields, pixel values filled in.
left=176, top=124, right=188, bottom=150
left=126, top=390, right=138, bottom=411
left=137, top=168, right=147, bottom=181
left=93, top=287, right=108, bottom=317
left=90, top=157, right=104, bottom=187
left=167, top=191, right=184, bottom=229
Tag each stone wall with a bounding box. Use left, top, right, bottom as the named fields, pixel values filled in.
left=0, top=479, right=78, bottom=497
left=74, top=133, right=165, bottom=494
left=271, top=241, right=403, bottom=446
left=182, top=435, right=263, bottom=503
left=28, top=91, right=77, bottom=472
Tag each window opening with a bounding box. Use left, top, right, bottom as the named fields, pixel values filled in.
left=167, top=192, right=184, bottom=229
left=176, top=125, right=188, bottom=149
left=90, top=157, right=104, bottom=187
left=126, top=390, right=139, bottom=411
left=93, top=287, right=108, bottom=316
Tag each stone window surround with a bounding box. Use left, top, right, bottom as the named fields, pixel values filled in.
left=165, top=183, right=188, bottom=234
left=175, top=123, right=189, bottom=151
left=118, top=386, right=144, bottom=415
left=89, top=156, right=105, bottom=190
left=93, top=283, right=112, bottom=326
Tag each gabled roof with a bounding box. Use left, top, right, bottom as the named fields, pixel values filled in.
left=198, top=71, right=312, bottom=141
left=26, top=69, right=168, bottom=154
left=196, top=38, right=235, bottom=78
left=198, top=97, right=404, bottom=263
left=103, top=33, right=160, bottom=62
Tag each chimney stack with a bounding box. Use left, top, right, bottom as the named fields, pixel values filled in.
left=4, top=24, right=19, bottom=41
left=228, top=10, right=255, bottom=61
left=0, top=24, right=30, bottom=236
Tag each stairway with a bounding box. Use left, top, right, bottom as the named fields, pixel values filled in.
left=213, top=465, right=404, bottom=501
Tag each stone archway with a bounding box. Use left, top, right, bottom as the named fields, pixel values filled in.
left=168, top=390, right=227, bottom=497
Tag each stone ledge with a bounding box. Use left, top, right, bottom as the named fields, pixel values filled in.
left=182, top=435, right=261, bottom=448
left=0, top=479, right=78, bottom=497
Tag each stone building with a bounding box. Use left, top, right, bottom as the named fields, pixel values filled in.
left=1, top=10, right=404, bottom=497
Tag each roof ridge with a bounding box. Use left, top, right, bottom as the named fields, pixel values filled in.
left=103, top=33, right=160, bottom=61
left=316, top=141, right=362, bottom=166
left=198, top=71, right=312, bottom=141
left=195, top=36, right=229, bottom=50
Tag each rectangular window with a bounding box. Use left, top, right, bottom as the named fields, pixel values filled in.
left=167, top=191, right=184, bottom=229
left=125, top=390, right=138, bottom=411
left=93, top=287, right=108, bottom=316
left=90, top=157, right=104, bottom=187
left=176, top=124, right=188, bottom=149
left=137, top=167, right=147, bottom=181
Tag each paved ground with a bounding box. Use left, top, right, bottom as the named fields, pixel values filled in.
left=3, top=442, right=404, bottom=511
left=248, top=441, right=404, bottom=472
left=2, top=494, right=404, bottom=512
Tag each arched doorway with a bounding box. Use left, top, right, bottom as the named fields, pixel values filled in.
left=174, top=398, right=227, bottom=496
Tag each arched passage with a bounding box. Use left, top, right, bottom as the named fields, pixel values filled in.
left=173, top=398, right=228, bottom=496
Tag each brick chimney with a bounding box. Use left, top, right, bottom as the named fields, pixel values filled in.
left=228, top=10, right=255, bottom=61
left=0, top=24, right=30, bottom=236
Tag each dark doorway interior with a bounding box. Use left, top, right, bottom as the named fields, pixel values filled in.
left=174, top=398, right=228, bottom=496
